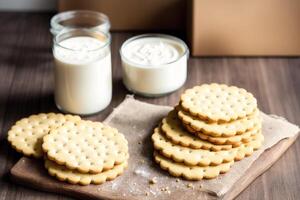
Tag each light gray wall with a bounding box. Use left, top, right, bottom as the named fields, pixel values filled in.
left=0, top=0, right=57, bottom=11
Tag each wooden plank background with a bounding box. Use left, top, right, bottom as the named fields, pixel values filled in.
left=0, top=13, right=299, bottom=200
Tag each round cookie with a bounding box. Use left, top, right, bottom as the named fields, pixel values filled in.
left=7, top=113, right=81, bottom=158
left=45, top=158, right=128, bottom=185
left=154, top=151, right=234, bottom=180
left=180, top=83, right=258, bottom=122
left=161, top=110, right=233, bottom=151
left=189, top=125, right=261, bottom=145
left=152, top=127, right=263, bottom=166
left=42, top=120, right=128, bottom=174
left=177, top=105, right=262, bottom=137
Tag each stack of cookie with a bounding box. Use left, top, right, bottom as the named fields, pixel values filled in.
left=7, top=113, right=129, bottom=185
left=152, top=83, right=263, bottom=180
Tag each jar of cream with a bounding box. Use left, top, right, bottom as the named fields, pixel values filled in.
left=120, top=34, right=189, bottom=97
left=50, top=10, right=110, bottom=36
left=53, top=29, right=112, bottom=115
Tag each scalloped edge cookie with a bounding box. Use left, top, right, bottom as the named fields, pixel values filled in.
left=180, top=83, right=258, bottom=122
left=7, top=113, right=81, bottom=158
left=45, top=158, right=128, bottom=185
left=43, top=120, right=128, bottom=174
left=154, top=151, right=234, bottom=180
left=188, top=124, right=261, bottom=145
left=161, top=114, right=233, bottom=151
left=152, top=127, right=263, bottom=166
left=177, top=105, right=262, bottom=137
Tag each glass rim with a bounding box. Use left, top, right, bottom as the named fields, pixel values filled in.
left=50, top=10, right=111, bottom=34
left=120, top=33, right=189, bottom=68
left=54, top=28, right=111, bottom=52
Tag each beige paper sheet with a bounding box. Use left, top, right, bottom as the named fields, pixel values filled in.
left=103, top=96, right=299, bottom=197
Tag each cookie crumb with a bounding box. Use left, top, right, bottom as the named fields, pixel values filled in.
left=140, top=159, right=145, bottom=164
left=175, top=178, right=180, bottom=182
left=149, top=177, right=157, bottom=184
left=161, top=186, right=170, bottom=194
left=161, top=186, right=168, bottom=191
left=145, top=192, right=149, bottom=196
left=138, top=141, right=142, bottom=144
left=187, top=183, right=194, bottom=189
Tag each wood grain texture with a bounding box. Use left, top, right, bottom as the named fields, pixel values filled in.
left=0, top=12, right=299, bottom=200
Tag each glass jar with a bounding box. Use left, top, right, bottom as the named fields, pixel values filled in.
left=50, top=10, right=110, bottom=36
left=120, top=34, right=189, bottom=97
left=53, top=29, right=112, bottom=115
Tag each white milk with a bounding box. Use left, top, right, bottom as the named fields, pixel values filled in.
left=120, top=35, right=189, bottom=96
left=53, top=35, right=112, bottom=115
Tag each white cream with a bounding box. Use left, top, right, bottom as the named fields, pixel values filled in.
left=123, top=40, right=180, bottom=65
left=120, top=35, right=188, bottom=96
left=53, top=35, right=112, bottom=115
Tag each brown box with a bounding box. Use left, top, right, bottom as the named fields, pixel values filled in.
left=58, top=0, right=186, bottom=31
left=188, top=0, right=300, bottom=56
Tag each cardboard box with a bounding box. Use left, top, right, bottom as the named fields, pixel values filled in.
left=58, top=0, right=186, bottom=31
left=188, top=0, right=300, bottom=56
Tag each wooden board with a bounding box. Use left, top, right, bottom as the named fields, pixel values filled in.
left=10, top=134, right=298, bottom=200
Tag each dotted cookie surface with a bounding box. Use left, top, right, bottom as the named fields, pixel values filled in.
left=7, top=113, right=81, bottom=158
left=152, top=127, right=263, bottom=166
left=45, top=158, right=128, bottom=185
left=180, top=83, right=257, bottom=122
left=154, top=151, right=234, bottom=180
left=189, top=124, right=261, bottom=145
left=42, top=120, right=128, bottom=174
left=161, top=111, right=232, bottom=151
left=177, top=105, right=262, bottom=137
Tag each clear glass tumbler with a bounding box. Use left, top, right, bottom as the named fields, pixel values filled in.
left=53, top=29, right=112, bottom=115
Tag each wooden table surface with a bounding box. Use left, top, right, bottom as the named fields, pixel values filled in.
left=0, top=13, right=299, bottom=200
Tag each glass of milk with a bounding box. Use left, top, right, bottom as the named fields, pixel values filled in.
left=120, top=34, right=189, bottom=97
left=53, top=29, right=112, bottom=115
